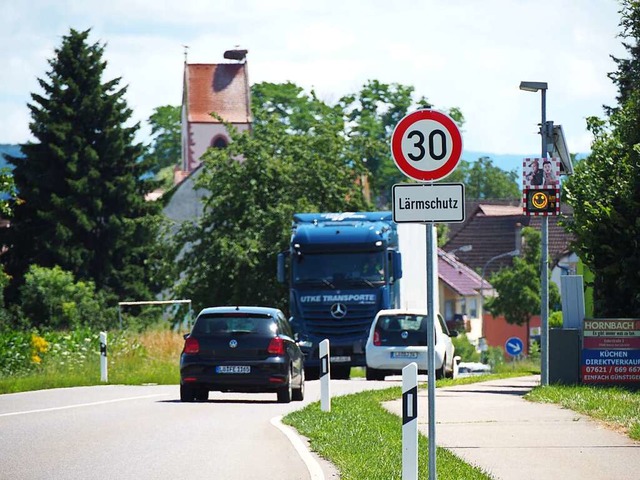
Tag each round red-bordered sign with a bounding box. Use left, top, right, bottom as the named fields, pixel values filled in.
left=391, top=109, right=463, bottom=182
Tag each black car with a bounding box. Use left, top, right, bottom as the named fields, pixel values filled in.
left=180, top=306, right=305, bottom=403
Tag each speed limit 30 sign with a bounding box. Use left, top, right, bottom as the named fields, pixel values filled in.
left=391, top=109, right=463, bottom=182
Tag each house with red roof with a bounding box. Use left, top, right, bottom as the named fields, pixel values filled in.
left=437, top=248, right=491, bottom=345
left=442, top=200, right=577, bottom=354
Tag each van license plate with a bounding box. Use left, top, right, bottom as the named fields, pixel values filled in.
left=391, top=352, right=418, bottom=359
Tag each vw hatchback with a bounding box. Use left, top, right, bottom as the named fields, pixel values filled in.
left=180, top=306, right=305, bottom=403
left=365, top=309, right=458, bottom=381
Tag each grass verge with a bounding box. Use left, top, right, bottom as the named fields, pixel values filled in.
left=283, top=386, right=493, bottom=480
left=526, top=384, right=640, bottom=440
left=284, top=363, right=640, bottom=479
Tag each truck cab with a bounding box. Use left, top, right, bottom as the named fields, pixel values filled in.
left=278, top=212, right=402, bottom=379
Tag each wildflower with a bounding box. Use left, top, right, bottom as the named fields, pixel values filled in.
left=30, top=333, right=49, bottom=365
left=31, top=333, right=49, bottom=354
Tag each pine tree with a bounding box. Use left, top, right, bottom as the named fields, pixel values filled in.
left=3, top=28, right=162, bottom=304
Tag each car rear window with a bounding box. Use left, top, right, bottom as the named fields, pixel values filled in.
left=377, top=314, right=427, bottom=332
left=192, top=313, right=276, bottom=335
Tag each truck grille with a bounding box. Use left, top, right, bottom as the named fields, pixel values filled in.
left=301, top=303, right=376, bottom=339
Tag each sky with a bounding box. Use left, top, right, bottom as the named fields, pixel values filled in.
left=0, top=0, right=626, bottom=156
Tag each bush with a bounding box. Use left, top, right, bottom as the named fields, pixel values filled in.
left=549, top=310, right=563, bottom=328
left=452, top=333, right=481, bottom=362
left=20, top=265, right=112, bottom=329
left=484, top=345, right=505, bottom=369
left=0, top=330, right=32, bottom=376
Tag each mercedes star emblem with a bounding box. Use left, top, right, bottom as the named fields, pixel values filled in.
left=330, top=303, right=347, bottom=319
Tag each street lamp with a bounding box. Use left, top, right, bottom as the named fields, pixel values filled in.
left=480, top=249, right=520, bottom=339
left=446, top=244, right=473, bottom=257
left=519, top=80, right=550, bottom=386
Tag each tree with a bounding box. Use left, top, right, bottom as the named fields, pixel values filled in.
left=485, top=227, right=561, bottom=348
left=338, top=80, right=462, bottom=207
left=563, top=1, right=640, bottom=317
left=447, top=156, right=520, bottom=200
left=2, top=28, right=163, bottom=304
left=143, top=105, right=181, bottom=189
left=172, top=84, right=370, bottom=310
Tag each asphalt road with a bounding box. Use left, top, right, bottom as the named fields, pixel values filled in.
left=0, top=379, right=392, bottom=480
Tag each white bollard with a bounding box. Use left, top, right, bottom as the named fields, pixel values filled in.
left=402, top=362, right=418, bottom=480
left=99, top=331, right=108, bottom=382
left=319, top=339, right=331, bottom=412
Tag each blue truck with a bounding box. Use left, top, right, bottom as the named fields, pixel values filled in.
left=277, top=211, right=426, bottom=379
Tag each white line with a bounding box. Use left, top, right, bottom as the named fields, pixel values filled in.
left=271, top=415, right=325, bottom=480
left=0, top=393, right=170, bottom=418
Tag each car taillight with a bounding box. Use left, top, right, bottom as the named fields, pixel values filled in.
left=373, top=330, right=381, bottom=346
left=183, top=337, right=200, bottom=354
left=267, top=337, right=285, bottom=355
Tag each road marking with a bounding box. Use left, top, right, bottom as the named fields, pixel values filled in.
left=271, top=415, right=325, bottom=480
left=0, top=393, right=170, bottom=418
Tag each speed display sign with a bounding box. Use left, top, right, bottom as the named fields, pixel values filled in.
left=391, top=109, right=463, bottom=182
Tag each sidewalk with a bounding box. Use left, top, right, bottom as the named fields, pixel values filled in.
left=383, top=375, right=640, bottom=480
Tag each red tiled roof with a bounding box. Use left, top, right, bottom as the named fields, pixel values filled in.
left=186, top=63, right=251, bottom=124
left=444, top=200, right=575, bottom=275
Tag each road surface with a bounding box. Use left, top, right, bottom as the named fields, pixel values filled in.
left=0, top=379, right=392, bottom=480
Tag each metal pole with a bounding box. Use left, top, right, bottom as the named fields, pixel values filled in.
left=426, top=223, right=437, bottom=479
left=540, top=88, right=549, bottom=386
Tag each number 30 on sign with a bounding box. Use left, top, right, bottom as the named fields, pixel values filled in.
left=391, top=110, right=463, bottom=182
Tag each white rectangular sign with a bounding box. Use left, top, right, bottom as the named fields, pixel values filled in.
left=392, top=183, right=465, bottom=223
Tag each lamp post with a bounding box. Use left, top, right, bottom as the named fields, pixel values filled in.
left=519, top=80, right=550, bottom=386
left=446, top=244, right=473, bottom=257
left=480, top=249, right=520, bottom=342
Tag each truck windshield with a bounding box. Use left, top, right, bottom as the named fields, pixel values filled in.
left=293, top=252, right=385, bottom=286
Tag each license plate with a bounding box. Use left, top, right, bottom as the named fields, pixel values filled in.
left=391, top=352, right=418, bottom=359
left=216, top=365, right=251, bottom=374
left=330, top=356, right=351, bottom=363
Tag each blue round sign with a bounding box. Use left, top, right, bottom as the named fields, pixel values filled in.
left=505, top=337, right=524, bottom=357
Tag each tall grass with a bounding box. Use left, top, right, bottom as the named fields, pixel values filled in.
left=0, top=326, right=184, bottom=394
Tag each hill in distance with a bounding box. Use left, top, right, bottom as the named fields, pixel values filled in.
left=0, top=145, right=587, bottom=179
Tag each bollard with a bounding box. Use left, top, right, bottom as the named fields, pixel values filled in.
left=319, top=339, right=331, bottom=412
left=402, top=362, right=418, bottom=480
left=99, top=331, right=108, bottom=382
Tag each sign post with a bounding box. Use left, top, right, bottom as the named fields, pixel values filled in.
left=391, top=109, right=463, bottom=480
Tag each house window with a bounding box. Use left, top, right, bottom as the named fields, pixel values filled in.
left=211, top=136, right=228, bottom=148
left=444, top=301, right=455, bottom=321
left=459, top=297, right=467, bottom=315
left=468, top=298, right=478, bottom=318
